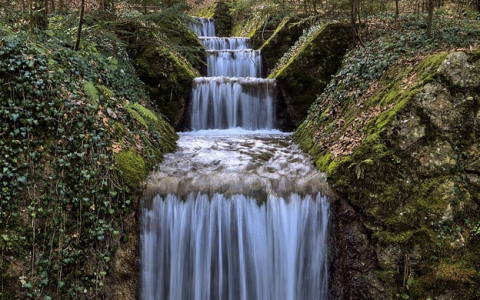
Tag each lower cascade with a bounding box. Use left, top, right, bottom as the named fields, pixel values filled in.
left=141, top=193, right=329, bottom=300
left=140, top=18, right=331, bottom=300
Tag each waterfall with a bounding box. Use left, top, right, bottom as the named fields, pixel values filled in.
left=200, top=37, right=251, bottom=50
left=190, top=18, right=275, bottom=130
left=190, top=77, right=275, bottom=130
left=141, top=18, right=330, bottom=300
left=206, top=50, right=263, bottom=77
left=190, top=18, right=216, bottom=37
left=141, top=193, right=329, bottom=300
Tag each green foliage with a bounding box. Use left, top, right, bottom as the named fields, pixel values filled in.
left=83, top=80, right=99, bottom=102
left=0, top=26, right=176, bottom=298
left=130, top=102, right=159, bottom=122
left=309, top=14, right=480, bottom=118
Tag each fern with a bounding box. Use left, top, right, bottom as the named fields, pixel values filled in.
left=83, top=81, right=99, bottom=102
left=96, top=84, right=114, bottom=99
left=130, top=103, right=158, bottom=122
left=125, top=106, right=148, bottom=129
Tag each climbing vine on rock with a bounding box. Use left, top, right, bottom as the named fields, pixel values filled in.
left=0, top=27, right=176, bottom=298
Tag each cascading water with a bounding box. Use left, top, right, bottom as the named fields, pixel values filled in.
left=141, top=18, right=331, bottom=300
left=190, top=19, right=275, bottom=131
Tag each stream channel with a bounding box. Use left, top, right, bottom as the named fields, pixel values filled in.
left=140, top=18, right=331, bottom=300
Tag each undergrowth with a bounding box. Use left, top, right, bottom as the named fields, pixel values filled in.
left=306, top=12, right=480, bottom=121
left=0, top=18, right=176, bottom=298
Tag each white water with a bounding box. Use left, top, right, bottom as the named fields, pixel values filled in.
left=200, top=37, right=251, bottom=50
left=190, top=18, right=216, bottom=37
left=190, top=18, right=275, bottom=130
left=142, top=193, right=329, bottom=300
left=206, top=50, right=262, bottom=77
left=141, top=18, right=330, bottom=300
left=190, top=77, right=275, bottom=130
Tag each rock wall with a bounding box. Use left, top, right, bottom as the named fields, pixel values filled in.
left=296, top=51, right=480, bottom=299
left=269, top=23, right=354, bottom=130
left=252, top=16, right=306, bottom=76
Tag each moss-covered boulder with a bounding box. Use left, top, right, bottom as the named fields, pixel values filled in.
left=270, top=23, right=354, bottom=130
left=253, top=16, right=305, bottom=75
left=135, top=45, right=199, bottom=130
left=114, top=17, right=202, bottom=130
left=212, top=0, right=233, bottom=37
left=296, top=51, right=480, bottom=299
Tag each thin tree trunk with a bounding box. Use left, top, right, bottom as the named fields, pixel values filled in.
left=74, top=0, right=85, bottom=51
left=111, top=0, right=116, bottom=15
left=350, top=0, right=365, bottom=46
left=426, top=0, right=434, bottom=38
left=395, top=0, right=399, bottom=25
left=29, top=0, right=34, bottom=38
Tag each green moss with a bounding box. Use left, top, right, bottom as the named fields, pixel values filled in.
left=269, top=24, right=327, bottom=79
left=436, top=261, right=477, bottom=284
left=114, top=150, right=147, bottom=189
left=375, top=230, right=415, bottom=244
left=271, top=23, right=354, bottom=127
left=415, top=52, right=449, bottom=82
left=231, top=14, right=266, bottom=38
left=193, top=4, right=215, bottom=18
left=135, top=45, right=197, bottom=128
left=315, top=152, right=332, bottom=172
left=258, top=17, right=289, bottom=51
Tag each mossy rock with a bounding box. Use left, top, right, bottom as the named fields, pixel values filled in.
left=251, top=15, right=305, bottom=75
left=212, top=0, right=232, bottom=37
left=295, top=51, right=480, bottom=299
left=124, top=102, right=178, bottom=163
left=135, top=45, right=198, bottom=130
left=113, top=17, right=202, bottom=130
left=114, top=150, right=147, bottom=189
left=272, top=23, right=354, bottom=130
left=230, top=9, right=268, bottom=38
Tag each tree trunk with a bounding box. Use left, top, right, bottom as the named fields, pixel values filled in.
left=111, top=0, right=116, bottom=14
left=395, top=0, right=399, bottom=25
left=74, top=0, right=85, bottom=51
left=29, top=0, right=33, bottom=38
left=426, top=0, right=434, bottom=38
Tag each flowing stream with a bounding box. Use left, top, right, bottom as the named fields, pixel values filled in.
left=141, top=18, right=331, bottom=300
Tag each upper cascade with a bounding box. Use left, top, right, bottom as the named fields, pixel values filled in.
left=190, top=17, right=215, bottom=37
left=200, top=37, right=251, bottom=50
left=189, top=17, right=276, bottom=131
